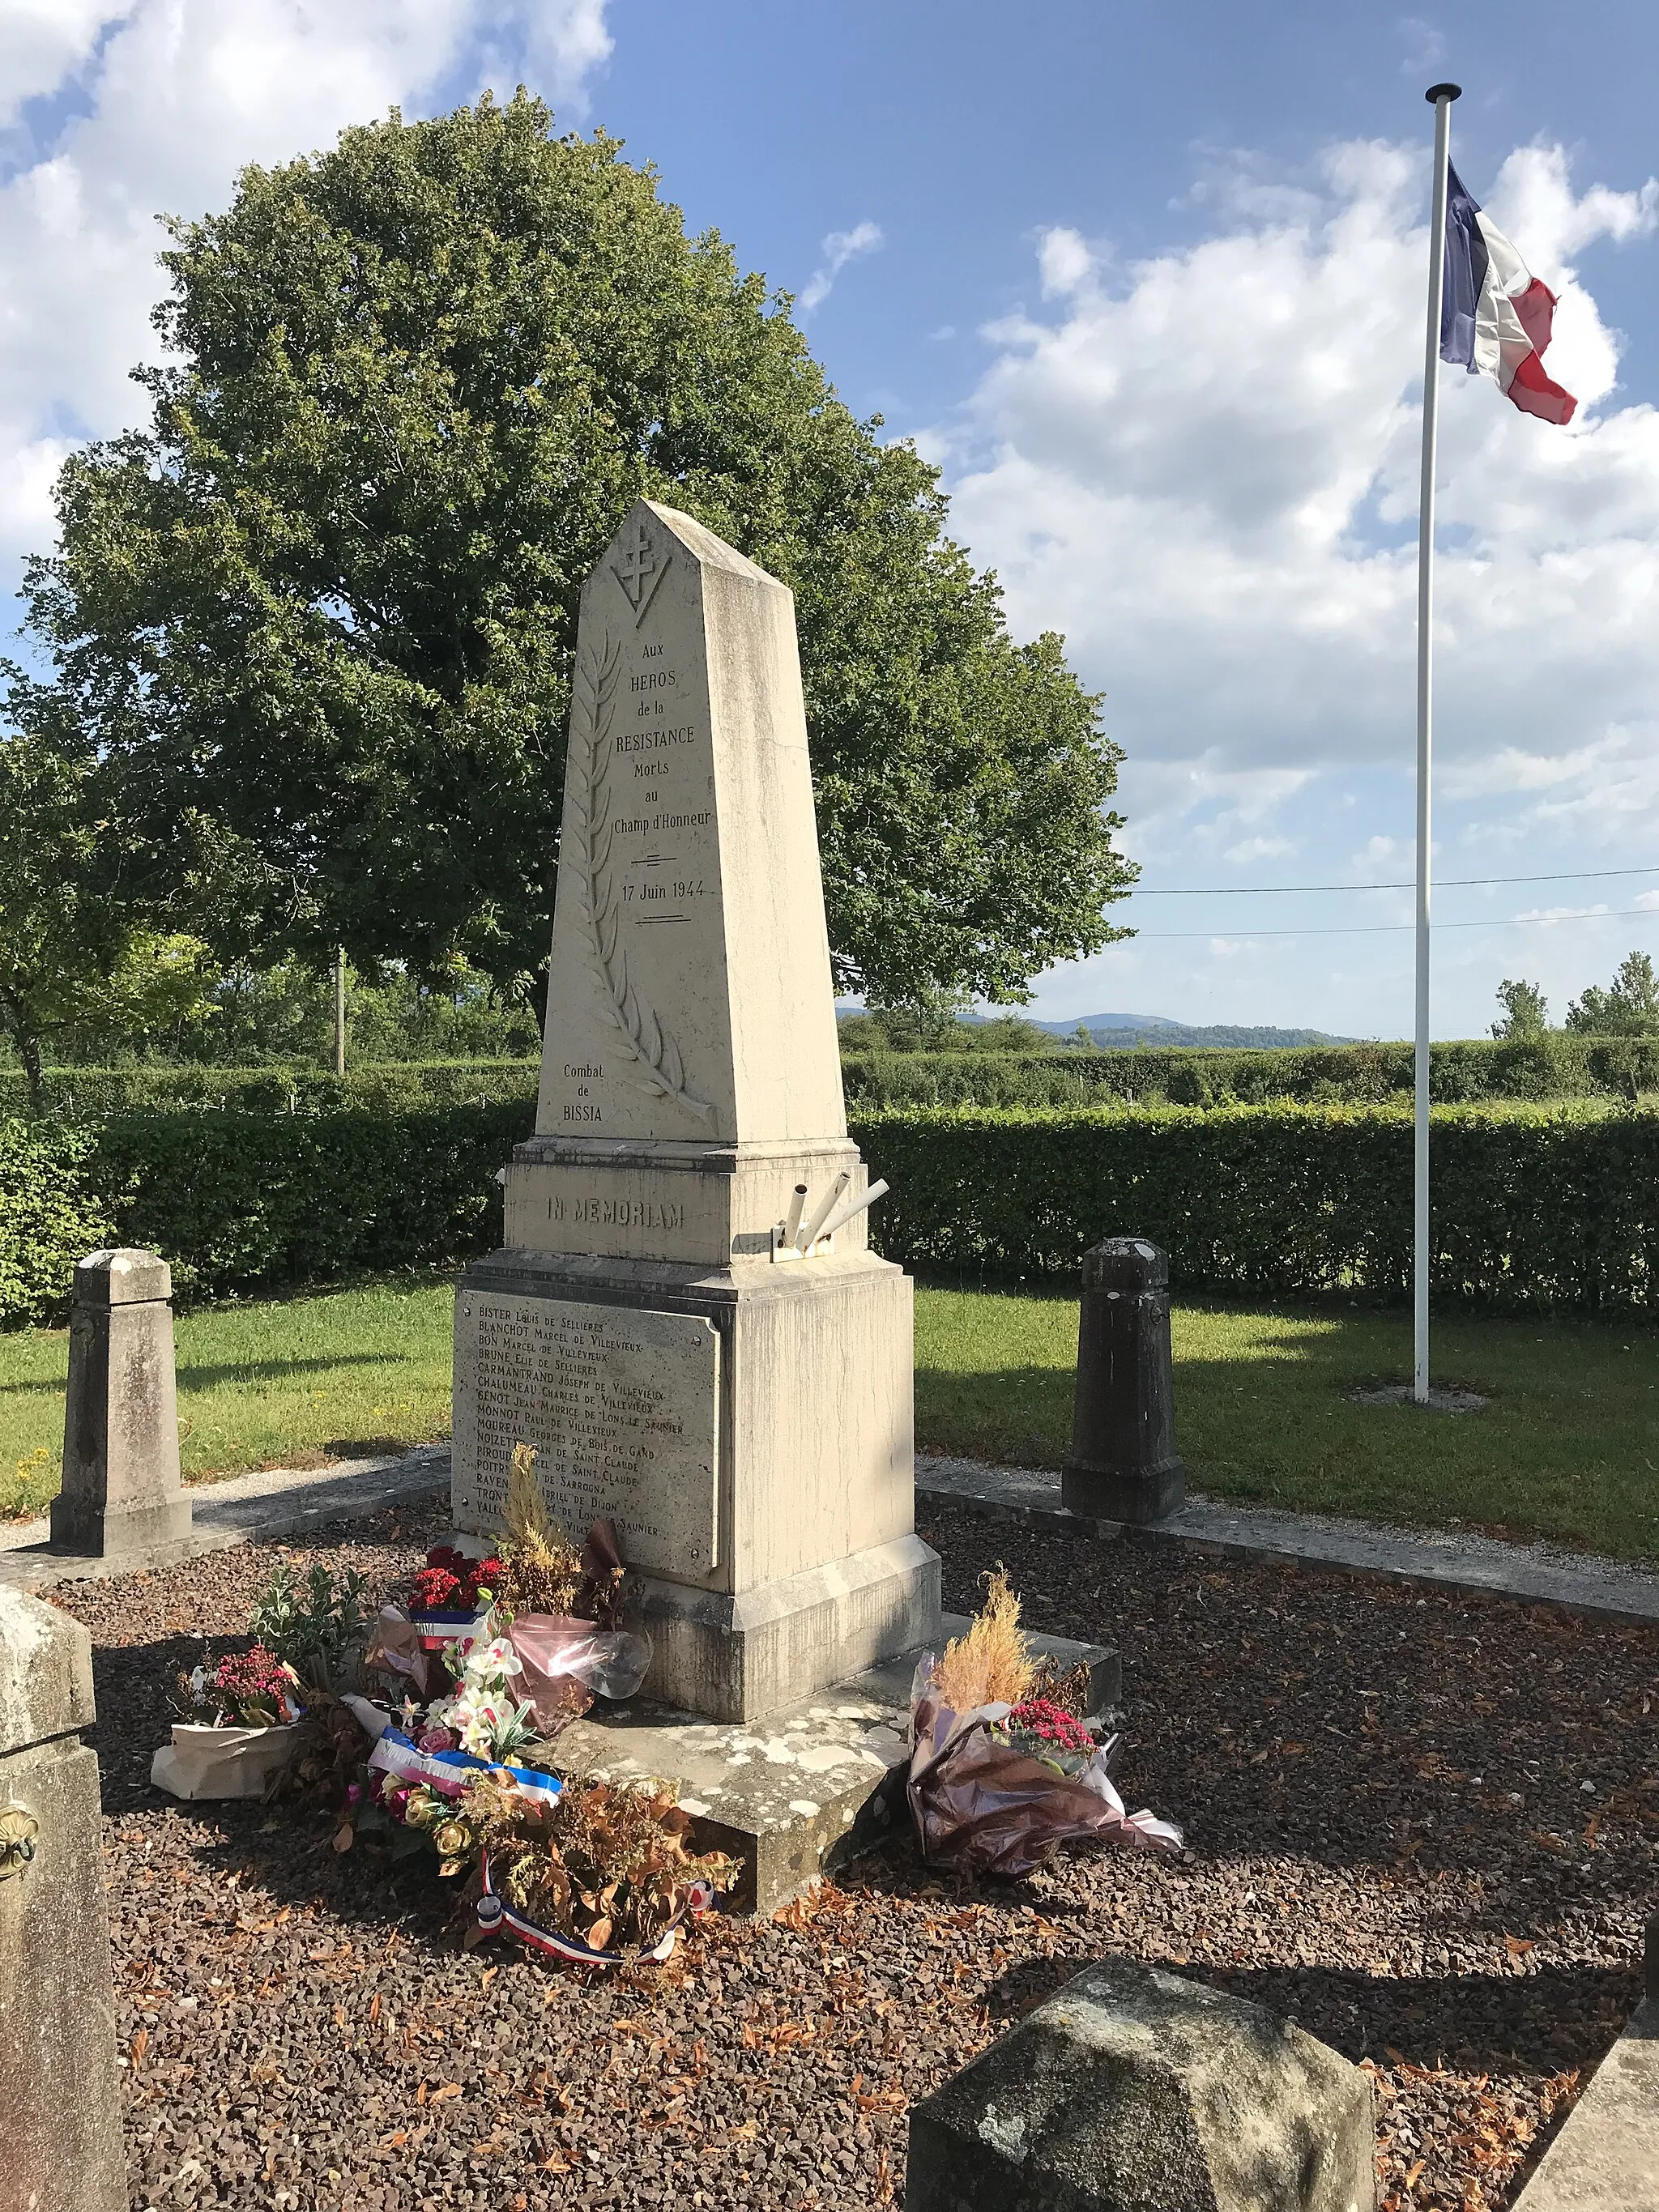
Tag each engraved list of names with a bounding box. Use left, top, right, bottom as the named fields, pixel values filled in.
left=452, top=1294, right=719, bottom=1573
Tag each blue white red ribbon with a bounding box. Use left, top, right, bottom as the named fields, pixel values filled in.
left=475, top=1849, right=688, bottom=1965
left=365, top=1724, right=563, bottom=1807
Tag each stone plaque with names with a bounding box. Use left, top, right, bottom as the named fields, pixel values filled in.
left=452, top=1294, right=719, bottom=1573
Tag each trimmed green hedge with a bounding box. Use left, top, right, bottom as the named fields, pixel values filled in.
left=0, top=1102, right=531, bottom=1325
left=89, top=1103, right=527, bottom=1302
left=11, top=1033, right=1659, bottom=1123
left=5, top=1094, right=1657, bottom=1327
left=843, top=1034, right=1659, bottom=1109
left=0, top=1060, right=540, bottom=1119
left=0, top=1119, right=116, bottom=1327
left=852, top=1103, right=1659, bottom=1313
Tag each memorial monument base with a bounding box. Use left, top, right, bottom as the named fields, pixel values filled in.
left=633, top=1531, right=940, bottom=1722
left=552, top=1621, right=1122, bottom=1916
left=453, top=1246, right=941, bottom=1724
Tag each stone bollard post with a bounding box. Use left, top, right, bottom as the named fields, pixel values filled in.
left=0, top=1588, right=129, bottom=2212
left=51, top=1249, right=192, bottom=1562
left=908, top=1958, right=1376, bottom=2212
left=1062, top=1236, right=1186, bottom=1524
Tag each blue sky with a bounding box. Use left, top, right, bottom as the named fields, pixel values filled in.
left=3, top=0, right=1657, bottom=1038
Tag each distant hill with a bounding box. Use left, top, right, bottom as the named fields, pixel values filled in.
left=1033, top=1016, right=1360, bottom=1051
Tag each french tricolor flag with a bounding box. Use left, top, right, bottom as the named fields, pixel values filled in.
left=1440, top=163, right=1577, bottom=424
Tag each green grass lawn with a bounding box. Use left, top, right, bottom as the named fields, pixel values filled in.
left=5, top=1274, right=1657, bottom=1562
left=1, top=1280, right=456, bottom=1519
left=915, top=1285, right=1659, bottom=1563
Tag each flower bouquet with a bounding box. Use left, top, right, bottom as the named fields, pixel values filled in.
left=411, top=1546, right=503, bottom=1638
left=367, top=1545, right=505, bottom=1699
left=345, top=1610, right=569, bottom=1856
left=906, top=1572, right=1182, bottom=1878
left=151, top=1645, right=309, bottom=1801
left=368, top=1447, right=650, bottom=1729
left=291, top=1443, right=736, bottom=1967
left=463, top=1771, right=737, bottom=1965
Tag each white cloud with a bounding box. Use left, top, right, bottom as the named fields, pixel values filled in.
left=1038, top=226, right=1092, bottom=299
left=0, top=0, right=128, bottom=127
left=940, top=136, right=1659, bottom=866
left=1351, top=834, right=1405, bottom=878
left=0, top=1, right=612, bottom=604
left=1397, top=18, right=1446, bottom=78
left=1224, top=835, right=1294, bottom=864
left=799, top=219, right=883, bottom=313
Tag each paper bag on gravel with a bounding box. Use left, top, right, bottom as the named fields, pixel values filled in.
left=151, top=1722, right=305, bottom=1800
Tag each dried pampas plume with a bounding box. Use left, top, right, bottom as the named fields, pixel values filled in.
left=498, top=1443, right=583, bottom=1617
left=931, top=1567, right=1037, bottom=1714
left=505, top=1443, right=553, bottom=1549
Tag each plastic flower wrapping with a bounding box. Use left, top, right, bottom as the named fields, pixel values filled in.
left=904, top=1571, right=1182, bottom=1879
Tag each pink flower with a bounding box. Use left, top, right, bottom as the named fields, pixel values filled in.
left=417, top=1725, right=457, bottom=1754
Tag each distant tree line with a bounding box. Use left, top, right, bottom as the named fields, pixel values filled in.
left=1492, top=953, right=1659, bottom=1042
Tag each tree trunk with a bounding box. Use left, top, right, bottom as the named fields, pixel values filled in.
left=0, top=987, right=45, bottom=1114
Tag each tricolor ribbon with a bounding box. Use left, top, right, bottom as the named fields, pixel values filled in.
left=364, top=1723, right=564, bottom=1808
left=474, top=1848, right=701, bottom=1965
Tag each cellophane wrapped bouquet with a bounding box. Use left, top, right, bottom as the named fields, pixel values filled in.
left=906, top=1571, right=1182, bottom=1879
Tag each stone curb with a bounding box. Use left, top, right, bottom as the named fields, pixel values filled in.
left=6, top=1439, right=1658, bottom=1631
left=0, top=1446, right=452, bottom=1591
left=1509, top=1997, right=1658, bottom=2211
left=916, top=1455, right=1659, bottom=1629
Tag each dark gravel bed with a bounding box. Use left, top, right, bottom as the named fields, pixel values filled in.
left=52, top=1498, right=1658, bottom=2212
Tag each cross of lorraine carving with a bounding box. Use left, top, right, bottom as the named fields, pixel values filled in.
left=611, top=520, right=671, bottom=624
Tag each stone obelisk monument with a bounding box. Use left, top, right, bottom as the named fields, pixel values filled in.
left=452, top=501, right=939, bottom=1722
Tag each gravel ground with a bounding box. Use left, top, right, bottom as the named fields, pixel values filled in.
left=51, top=1496, right=1658, bottom=2212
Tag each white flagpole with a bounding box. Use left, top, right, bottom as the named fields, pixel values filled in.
left=1414, top=82, right=1460, bottom=1405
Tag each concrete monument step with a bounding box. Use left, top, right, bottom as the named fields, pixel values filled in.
left=555, top=1617, right=1120, bottom=1916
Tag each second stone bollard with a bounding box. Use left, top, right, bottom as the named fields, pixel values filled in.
left=51, top=1248, right=192, bottom=1562
left=1062, top=1236, right=1186, bottom=1524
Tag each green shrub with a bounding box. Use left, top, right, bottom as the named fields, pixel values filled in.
left=0, top=1118, right=115, bottom=1326
left=84, top=1100, right=532, bottom=1300
left=6, top=1089, right=1656, bottom=1326
left=852, top=1102, right=1659, bottom=1315
left=0, top=1059, right=539, bottom=1121
left=842, top=1034, right=1659, bottom=1110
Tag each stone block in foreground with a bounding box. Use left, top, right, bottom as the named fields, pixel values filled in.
left=0, top=1586, right=128, bottom=2211
left=907, top=1958, right=1375, bottom=2212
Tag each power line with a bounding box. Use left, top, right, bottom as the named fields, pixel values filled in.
left=1132, top=865, right=1659, bottom=897
left=1128, top=906, right=1659, bottom=942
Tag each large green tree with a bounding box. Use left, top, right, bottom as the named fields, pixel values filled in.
left=15, top=94, right=1131, bottom=1013
left=0, top=719, right=216, bottom=1105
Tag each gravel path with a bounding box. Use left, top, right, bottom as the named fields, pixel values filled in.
left=52, top=1498, right=1657, bottom=2212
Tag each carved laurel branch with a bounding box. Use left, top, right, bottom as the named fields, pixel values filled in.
left=567, top=633, right=715, bottom=1125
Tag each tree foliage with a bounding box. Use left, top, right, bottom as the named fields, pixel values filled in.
left=16, top=94, right=1131, bottom=1013
left=1491, top=977, right=1549, bottom=1041
left=1566, top=952, right=1659, bottom=1038
left=0, top=720, right=216, bottom=1106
